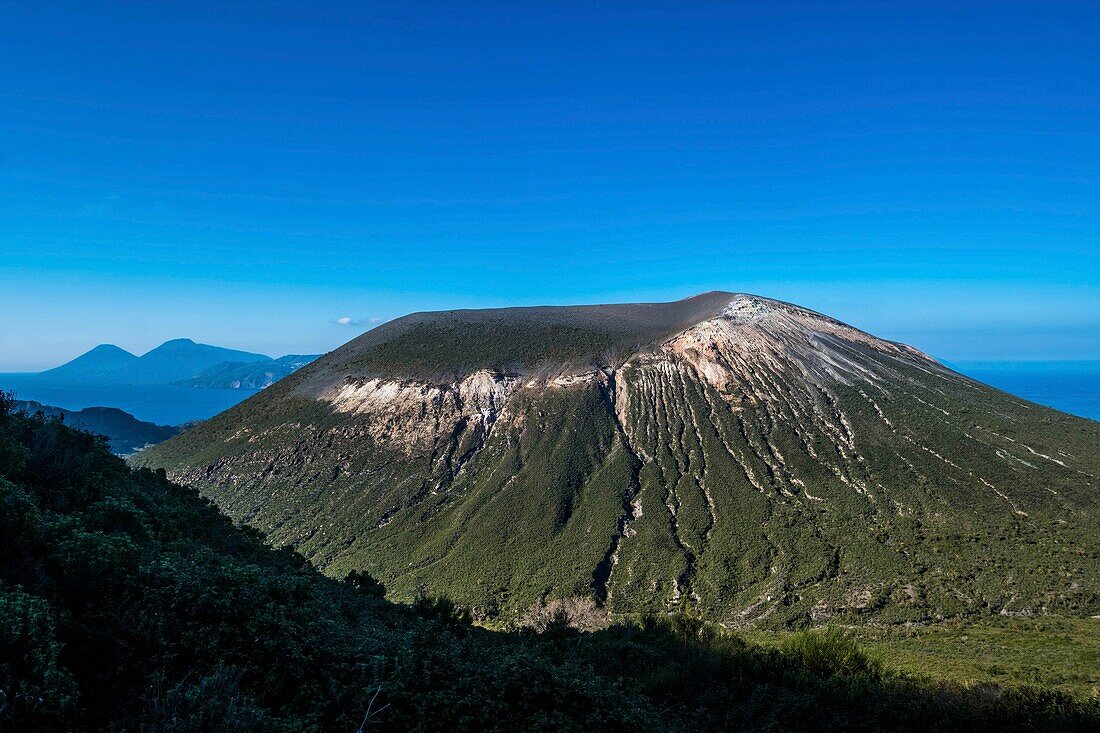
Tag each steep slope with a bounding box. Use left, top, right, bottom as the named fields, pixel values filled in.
left=175, top=354, right=319, bottom=389
left=137, top=293, right=1100, bottom=627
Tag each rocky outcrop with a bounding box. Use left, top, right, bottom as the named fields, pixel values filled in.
left=320, top=369, right=518, bottom=453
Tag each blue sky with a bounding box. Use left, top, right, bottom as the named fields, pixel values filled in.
left=2, top=1, right=1098, bottom=370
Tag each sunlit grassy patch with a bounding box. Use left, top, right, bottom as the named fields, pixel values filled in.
left=745, top=617, right=1100, bottom=698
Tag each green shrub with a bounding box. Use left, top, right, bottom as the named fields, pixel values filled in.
left=782, top=627, right=883, bottom=677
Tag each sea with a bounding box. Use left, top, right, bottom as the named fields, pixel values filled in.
left=0, top=373, right=259, bottom=426
left=946, top=361, right=1100, bottom=422
left=1, top=362, right=1098, bottom=426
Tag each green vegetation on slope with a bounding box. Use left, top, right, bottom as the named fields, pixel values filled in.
left=4, top=396, right=1099, bottom=731
left=853, top=617, right=1100, bottom=698
left=139, top=356, right=1100, bottom=627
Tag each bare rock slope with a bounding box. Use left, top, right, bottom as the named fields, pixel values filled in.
left=137, top=293, right=1100, bottom=626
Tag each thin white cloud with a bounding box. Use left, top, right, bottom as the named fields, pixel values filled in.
left=333, top=316, right=384, bottom=327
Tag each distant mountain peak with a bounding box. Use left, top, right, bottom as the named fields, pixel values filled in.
left=88, top=343, right=137, bottom=355
left=41, top=339, right=271, bottom=384
left=144, top=338, right=235, bottom=354
left=40, top=342, right=139, bottom=380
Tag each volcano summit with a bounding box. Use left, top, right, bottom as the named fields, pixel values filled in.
left=137, top=293, right=1099, bottom=626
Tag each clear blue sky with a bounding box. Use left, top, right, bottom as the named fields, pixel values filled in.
left=2, top=1, right=1098, bottom=370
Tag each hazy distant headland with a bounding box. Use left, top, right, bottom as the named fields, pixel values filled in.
left=11, top=399, right=181, bottom=455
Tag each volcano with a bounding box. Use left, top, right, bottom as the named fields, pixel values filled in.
left=137, top=293, right=1100, bottom=626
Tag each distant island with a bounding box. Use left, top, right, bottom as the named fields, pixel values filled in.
left=175, top=354, right=319, bottom=389
left=12, top=399, right=182, bottom=455
left=39, top=338, right=318, bottom=389
left=0, top=340, right=319, bottom=428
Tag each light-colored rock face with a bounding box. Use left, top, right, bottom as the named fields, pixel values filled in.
left=606, top=296, right=950, bottom=514
left=317, top=367, right=618, bottom=457
left=665, top=294, right=935, bottom=397
left=316, top=295, right=940, bottom=457
left=320, top=369, right=518, bottom=452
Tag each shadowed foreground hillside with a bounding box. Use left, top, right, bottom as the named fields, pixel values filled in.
left=3, top=397, right=1098, bottom=731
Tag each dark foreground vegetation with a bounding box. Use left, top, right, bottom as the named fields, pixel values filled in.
left=1, top=396, right=1096, bottom=732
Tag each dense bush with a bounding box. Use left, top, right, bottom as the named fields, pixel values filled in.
left=780, top=627, right=882, bottom=677
left=1, top=395, right=1097, bottom=731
